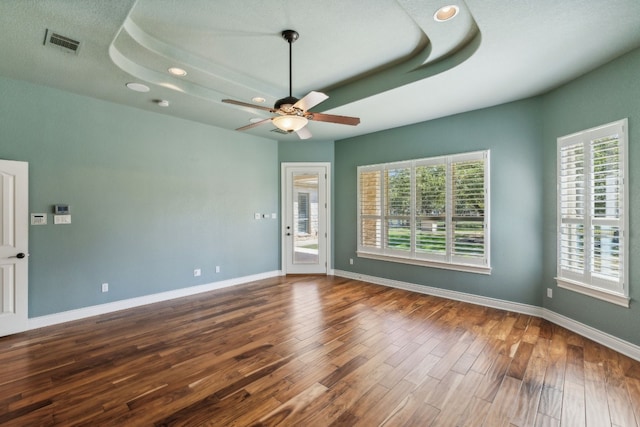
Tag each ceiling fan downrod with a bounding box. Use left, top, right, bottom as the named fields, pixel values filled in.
left=275, top=30, right=300, bottom=110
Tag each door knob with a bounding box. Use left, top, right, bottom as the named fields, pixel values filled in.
left=11, top=253, right=27, bottom=259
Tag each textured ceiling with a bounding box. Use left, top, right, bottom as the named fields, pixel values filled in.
left=1, top=0, right=640, bottom=141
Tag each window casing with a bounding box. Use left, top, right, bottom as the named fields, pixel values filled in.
left=357, top=150, right=490, bottom=274
left=556, top=119, right=629, bottom=307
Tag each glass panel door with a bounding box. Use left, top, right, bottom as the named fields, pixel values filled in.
left=282, top=164, right=328, bottom=274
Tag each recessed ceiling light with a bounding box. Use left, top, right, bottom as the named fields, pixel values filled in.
left=252, top=97, right=266, bottom=103
left=155, top=99, right=170, bottom=107
left=434, top=5, right=459, bottom=22
left=168, top=67, right=187, bottom=77
left=126, top=82, right=150, bottom=92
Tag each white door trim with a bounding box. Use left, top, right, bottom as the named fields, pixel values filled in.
left=281, top=162, right=331, bottom=275
left=0, top=159, right=29, bottom=336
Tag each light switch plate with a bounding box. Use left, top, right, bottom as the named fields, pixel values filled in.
left=54, top=214, right=71, bottom=224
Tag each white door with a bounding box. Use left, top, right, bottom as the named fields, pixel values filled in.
left=0, top=159, right=29, bottom=336
left=282, top=163, right=329, bottom=274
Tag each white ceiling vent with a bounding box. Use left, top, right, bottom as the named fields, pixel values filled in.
left=270, top=128, right=290, bottom=135
left=43, top=29, right=81, bottom=54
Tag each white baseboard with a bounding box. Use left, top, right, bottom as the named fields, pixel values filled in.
left=28, top=270, right=281, bottom=330
left=542, top=309, right=640, bottom=362
left=333, top=270, right=543, bottom=316
left=28, top=269, right=640, bottom=362
left=333, top=269, right=640, bottom=362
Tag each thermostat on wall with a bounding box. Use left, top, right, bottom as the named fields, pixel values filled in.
left=31, top=213, right=47, bottom=225
left=54, top=204, right=70, bottom=215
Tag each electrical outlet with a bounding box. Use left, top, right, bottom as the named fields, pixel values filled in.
left=194, top=268, right=201, bottom=277
left=101, top=283, right=109, bottom=293
left=349, top=258, right=354, bottom=265
left=215, top=266, right=220, bottom=273
left=547, top=288, right=553, bottom=298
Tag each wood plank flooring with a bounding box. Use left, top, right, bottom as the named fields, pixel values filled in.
left=1, top=275, right=639, bottom=426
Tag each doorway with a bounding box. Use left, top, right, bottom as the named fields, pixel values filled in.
left=281, top=163, right=330, bottom=274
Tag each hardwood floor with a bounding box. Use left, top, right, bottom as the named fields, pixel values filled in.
left=1, top=275, right=639, bottom=426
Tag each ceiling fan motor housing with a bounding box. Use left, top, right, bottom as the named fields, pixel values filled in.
left=274, top=96, right=300, bottom=111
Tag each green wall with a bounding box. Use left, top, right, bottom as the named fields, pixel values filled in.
left=278, top=139, right=335, bottom=164
left=542, top=48, right=640, bottom=344
left=0, top=77, right=279, bottom=317
left=334, top=98, right=545, bottom=306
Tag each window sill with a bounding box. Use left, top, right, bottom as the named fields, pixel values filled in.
left=357, top=251, right=491, bottom=275
left=556, top=277, right=630, bottom=308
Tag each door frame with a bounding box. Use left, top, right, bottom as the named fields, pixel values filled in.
left=281, top=162, right=331, bottom=275
left=0, top=159, right=29, bottom=336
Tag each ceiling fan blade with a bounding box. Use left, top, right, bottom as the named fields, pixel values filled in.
left=307, top=112, right=360, bottom=126
left=222, top=99, right=275, bottom=113
left=293, top=91, right=329, bottom=112
left=295, top=126, right=312, bottom=140
left=236, top=118, right=272, bottom=131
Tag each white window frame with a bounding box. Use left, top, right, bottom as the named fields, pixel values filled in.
left=357, top=150, right=490, bottom=274
left=556, top=118, right=629, bottom=307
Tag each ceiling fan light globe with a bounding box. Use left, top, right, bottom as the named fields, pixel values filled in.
left=273, top=115, right=308, bottom=132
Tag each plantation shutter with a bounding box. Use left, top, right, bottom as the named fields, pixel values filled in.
left=450, top=154, right=487, bottom=265
left=358, top=168, right=383, bottom=251
left=590, top=134, right=623, bottom=284
left=559, top=142, right=586, bottom=277
left=357, top=150, right=490, bottom=274
left=415, top=161, right=447, bottom=261
left=557, top=118, right=627, bottom=304
left=384, top=165, right=412, bottom=252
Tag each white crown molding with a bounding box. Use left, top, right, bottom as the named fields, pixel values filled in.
left=28, top=270, right=281, bottom=331
left=333, top=269, right=640, bottom=362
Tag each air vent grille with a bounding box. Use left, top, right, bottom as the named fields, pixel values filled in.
left=44, top=29, right=81, bottom=54
left=270, top=128, right=290, bottom=135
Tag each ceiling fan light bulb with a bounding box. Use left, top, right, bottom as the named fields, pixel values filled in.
left=273, top=115, right=308, bottom=132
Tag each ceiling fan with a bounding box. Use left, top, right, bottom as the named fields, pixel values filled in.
left=222, top=30, right=360, bottom=140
